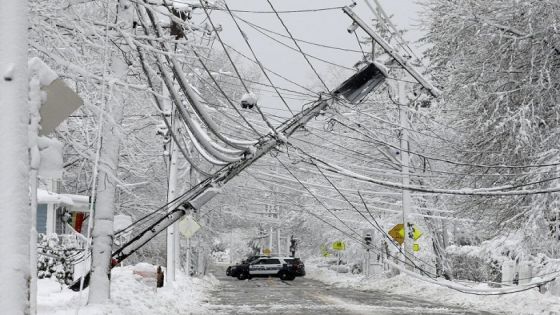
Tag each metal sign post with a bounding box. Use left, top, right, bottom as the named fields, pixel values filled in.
left=332, top=241, right=346, bottom=274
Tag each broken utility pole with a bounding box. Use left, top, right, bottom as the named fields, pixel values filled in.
left=70, top=59, right=387, bottom=291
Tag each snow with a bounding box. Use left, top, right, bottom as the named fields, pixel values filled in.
left=37, top=189, right=90, bottom=211
left=276, top=132, right=288, bottom=144
left=218, top=69, right=232, bottom=76
left=306, top=259, right=560, bottom=315
left=133, top=262, right=157, bottom=274
left=373, top=60, right=390, bottom=78
left=63, top=194, right=89, bottom=209
left=185, top=126, right=228, bottom=166
left=241, top=92, right=257, bottom=106
left=178, top=100, right=242, bottom=163
left=3, top=62, right=15, bottom=80
left=168, top=52, right=256, bottom=149
left=113, top=214, right=132, bottom=232
left=171, top=1, right=194, bottom=11
left=316, top=157, right=560, bottom=196
left=37, top=189, right=74, bottom=205
left=28, top=57, right=58, bottom=87
left=192, top=120, right=244, bottom=156
left=37, top=264, right=216, bottom=315
left=37, top=136, right=63, bottom=179
left=1, top=3, right=32, bottom=313
left=188, top=185, right=222, bottom=210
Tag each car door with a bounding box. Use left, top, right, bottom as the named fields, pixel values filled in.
left=262, top=258, right=282, bottom=275
left=249, top=259, right=267, bottom=276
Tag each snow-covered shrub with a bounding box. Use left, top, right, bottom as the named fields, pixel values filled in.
left=37, top=234, right=83, bottom=285
left=446, top=245, right=501, bottom=282
left=211, top=240, right=227, bottom=253
left=449, top=253, right=500, bottom=282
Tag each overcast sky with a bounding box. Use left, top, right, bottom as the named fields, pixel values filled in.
left=193, top=0, right=424, bottom=116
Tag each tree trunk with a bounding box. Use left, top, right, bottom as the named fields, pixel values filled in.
left=87, top=111, right=124, bottom=303
left=88, top=0, right=131, bottom=304
left=0, top=1, right=31, bottom=313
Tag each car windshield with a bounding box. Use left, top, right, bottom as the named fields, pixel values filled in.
left=246, top=257, right=260, bottom=263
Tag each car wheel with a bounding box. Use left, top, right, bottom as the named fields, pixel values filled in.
left=279, top=271, right=290, bottom=281
left=237, top=271, right=248, bottom=280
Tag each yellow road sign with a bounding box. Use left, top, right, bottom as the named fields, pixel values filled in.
left=388, top=224, right=423, bottom=245
left=332, top=241, right=346, bottom=251
left=412, top=227, right=423, bottom=240
left=263, top=248, right=272, bottom=256
left=320, top=244, right=331, bottom=257
left=388, top=224, right=405, bottom=245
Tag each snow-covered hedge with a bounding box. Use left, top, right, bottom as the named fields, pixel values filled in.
left=37, top=234, right=83, bottom=285
left=447, top=246, right=501, bottom=282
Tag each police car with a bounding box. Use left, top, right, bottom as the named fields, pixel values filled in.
left=232, top=256, right=303, bottom=281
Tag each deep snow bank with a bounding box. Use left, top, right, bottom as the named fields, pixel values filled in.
left=38, top=264, right=217, bottom=314
left=306, top=259, right=560, bottom=315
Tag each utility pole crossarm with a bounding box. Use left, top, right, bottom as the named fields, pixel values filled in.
left=342, top=6, right=442, bottom=98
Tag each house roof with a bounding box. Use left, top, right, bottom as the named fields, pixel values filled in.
left=37, top=189, right=90, bottom=211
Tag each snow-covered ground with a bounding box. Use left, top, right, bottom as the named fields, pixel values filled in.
left=306, top=259, right=560, bottom=315
left=37, top=264, right=217, bottom=315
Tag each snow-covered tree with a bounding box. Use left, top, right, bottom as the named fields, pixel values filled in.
left=422, top=0, right=560, bottom=259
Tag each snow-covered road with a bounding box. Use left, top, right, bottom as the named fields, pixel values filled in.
left=206, top=265, right=496, bottom=315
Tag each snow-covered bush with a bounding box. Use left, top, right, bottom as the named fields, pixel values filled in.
left=37, top=234, right=84, bottom=285
left=447, top=250, right=500, bottom=282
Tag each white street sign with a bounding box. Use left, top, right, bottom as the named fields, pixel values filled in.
left=39, top=79, right=83, bottom=135
left=179, top=215, right=200, bottom=239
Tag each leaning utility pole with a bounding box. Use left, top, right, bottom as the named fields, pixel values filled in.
left=109, top=63, right=387, bottom=267
left=0, top=1, right=31, bottom=313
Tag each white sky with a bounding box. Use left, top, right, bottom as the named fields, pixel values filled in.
left=193, top=0, right=424, bottom=116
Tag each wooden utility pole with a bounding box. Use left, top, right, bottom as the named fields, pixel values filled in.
left=166, top=92, right=179, bottom=283
left=269, top=227, right=273, bottom=254
left=398, top=76, right=413, bottom=270
left=0, top=1, right=30, bottom=313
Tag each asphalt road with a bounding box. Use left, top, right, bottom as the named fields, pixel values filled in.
left=206, top=265, right=497, bottom=315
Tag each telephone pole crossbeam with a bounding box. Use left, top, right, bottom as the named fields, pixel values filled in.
left=342, top=6, right=441, bottom=98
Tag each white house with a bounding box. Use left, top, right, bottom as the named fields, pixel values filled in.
left=37, top=188, right=90, bottom=235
